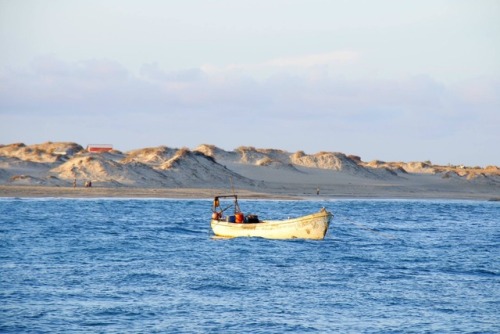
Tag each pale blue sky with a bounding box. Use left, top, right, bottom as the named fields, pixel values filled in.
left=1, top=0, right=499, bottom=165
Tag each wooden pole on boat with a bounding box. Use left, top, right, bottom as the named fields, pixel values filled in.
left=230, top=176, right=235, bottom=196
left=229, top=177, right=241, bottom=214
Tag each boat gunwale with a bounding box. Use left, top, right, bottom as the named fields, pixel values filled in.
left=211, top=209, right=332, bottom=228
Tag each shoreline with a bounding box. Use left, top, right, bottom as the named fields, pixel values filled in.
left=1, top=185, right=498, bottom=201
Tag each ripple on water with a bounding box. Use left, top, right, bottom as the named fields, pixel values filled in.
left=0, top=198, right=498, bottom=333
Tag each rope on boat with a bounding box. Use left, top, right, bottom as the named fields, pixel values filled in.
left=339, top=215, right=396, bottom=240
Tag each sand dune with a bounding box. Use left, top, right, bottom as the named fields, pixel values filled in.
left=0, top=142, right=83, bottom=163
left=121, top=146, right=176, bottom=165
left=52, top=154, right=170, bottom=187
left=157, top=148, right=255, bottom=187
left=0, top=141, right=499, bottom=199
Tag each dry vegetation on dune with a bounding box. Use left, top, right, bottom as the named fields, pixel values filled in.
left=360, top=159, right=500, bottom=180
left=0, top=142, right=83, bottom=163
left=0, top=141, right=499, bottom=199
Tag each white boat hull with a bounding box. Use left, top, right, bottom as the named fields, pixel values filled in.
left=210, top=209, right=332, bottom=240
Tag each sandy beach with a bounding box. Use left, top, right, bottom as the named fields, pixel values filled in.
left=0, top=185, right=296, bottom=200
left=1, top=185, right=498, bottom=201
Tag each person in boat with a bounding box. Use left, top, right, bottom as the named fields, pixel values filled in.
left=212, top=196, right=258, bottom=223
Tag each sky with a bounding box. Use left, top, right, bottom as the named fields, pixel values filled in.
left=0, top=0, right=499, bottom=166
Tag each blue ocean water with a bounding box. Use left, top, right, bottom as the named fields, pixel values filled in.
left=0, top=198, right=498, bottom=333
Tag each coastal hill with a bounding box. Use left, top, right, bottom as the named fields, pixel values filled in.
left=0, top=142, right=499, bottom=199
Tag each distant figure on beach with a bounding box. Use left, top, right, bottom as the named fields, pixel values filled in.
left=84, top=180, right=92, bottom=188
left=73, top=178, right=76, bottom=188
left=316, top=187, right=320, bottom=195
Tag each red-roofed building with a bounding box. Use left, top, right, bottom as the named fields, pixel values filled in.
left=86, top=144, right=113, bottom=153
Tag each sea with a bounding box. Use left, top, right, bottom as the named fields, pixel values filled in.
left=0, top=197, right=498, bottom=333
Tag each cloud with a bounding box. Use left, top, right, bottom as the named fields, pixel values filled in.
left=265, top=51, right=360, bottom=67
left=201, top=50, right=360, bottom=76
left=0, top=56, right=164, bottom=113
left=140, top=62, right=204, bottom=83
left=1, top=54, right=496, bottom=120
left=455, top=79, right=500, bottom=105
left=1, top=54, right=499, bottom=165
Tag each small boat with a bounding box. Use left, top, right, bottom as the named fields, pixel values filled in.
left=210, top=195, right=333, bottom=240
